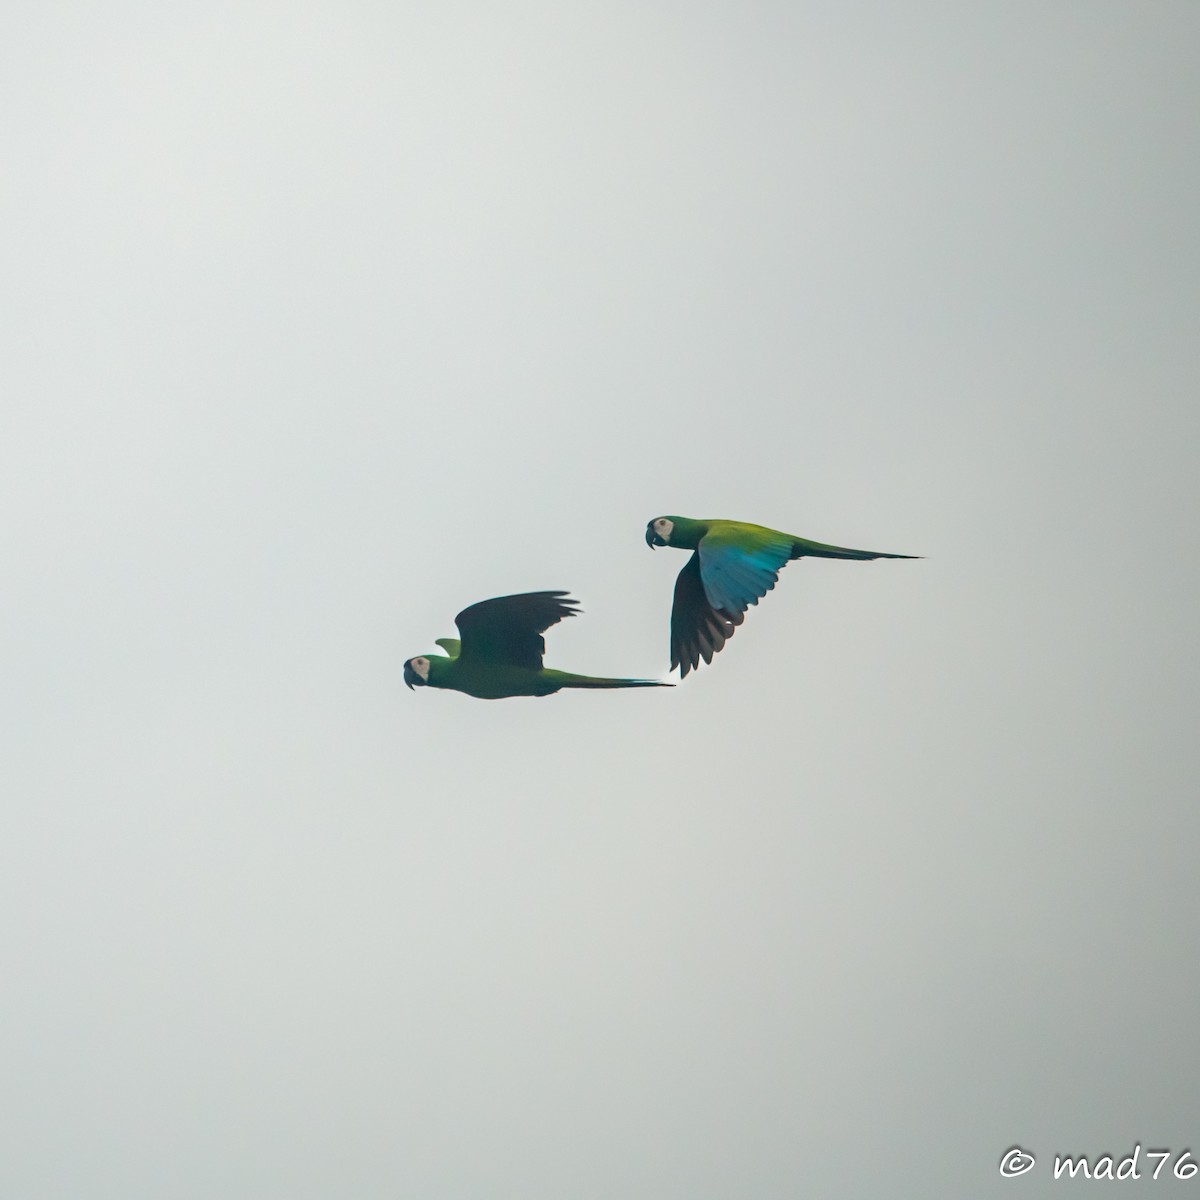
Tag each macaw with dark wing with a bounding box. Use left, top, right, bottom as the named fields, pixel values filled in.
left=645, top=516, right=919, bottom=677
left=404, top=591, right=671, bottom=699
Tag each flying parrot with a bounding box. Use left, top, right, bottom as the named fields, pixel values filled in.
left=644, top=516, right=919, bottom=677
left=403, top=591, right=671, bottom=699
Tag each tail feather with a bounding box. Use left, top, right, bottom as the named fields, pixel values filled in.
left=790, top=537, right=920, bottom=561
left=556, top=672, right=672, bottom=690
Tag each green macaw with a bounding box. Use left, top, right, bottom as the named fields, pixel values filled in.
left=645, top=515, right=919, bottom=677
left=403, top=591, right=671, bottom=699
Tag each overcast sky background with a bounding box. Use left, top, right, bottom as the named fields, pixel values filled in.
left=3, top=3, right=1199, bottom=1197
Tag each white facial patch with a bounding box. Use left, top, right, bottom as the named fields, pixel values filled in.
left=410, top=656, right=430, bottom=682
left=654, top=518, right=674, bottom=543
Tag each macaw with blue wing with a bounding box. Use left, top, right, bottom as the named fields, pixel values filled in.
left=404, top=591, right=671, bottom=699
left=645, top=516, right=918, bottom=677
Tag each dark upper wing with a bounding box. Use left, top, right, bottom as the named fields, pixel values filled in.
left=454, top=591, right=580, bottom=670
left=670, top=553, right=744, bottom=678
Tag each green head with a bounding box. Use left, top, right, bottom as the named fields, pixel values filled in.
left=403, top=653, right=451, bottom=691
left=644, top=515, right=705, bottom=550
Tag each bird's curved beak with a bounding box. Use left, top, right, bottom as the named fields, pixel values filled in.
left=645, top=522, right=663, bottom=549
left=403, top=661, right=421, bottom=690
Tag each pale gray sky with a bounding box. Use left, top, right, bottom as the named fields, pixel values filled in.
left=3, top=3, right=1199, bottom=1197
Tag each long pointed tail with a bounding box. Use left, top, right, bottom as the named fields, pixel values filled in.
left=790, top=536, right=920, bottom=561
left=552, top=671, right=673, bottom=690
